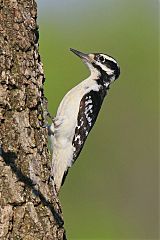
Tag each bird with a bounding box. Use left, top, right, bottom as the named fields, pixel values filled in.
left=49, top=48, right=120, bottom=194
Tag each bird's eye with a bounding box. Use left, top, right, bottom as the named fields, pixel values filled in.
left=99, top=56, right=105, bottom=63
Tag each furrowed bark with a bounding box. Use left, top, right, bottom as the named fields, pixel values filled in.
left=0, top=0, right=66, bottom=239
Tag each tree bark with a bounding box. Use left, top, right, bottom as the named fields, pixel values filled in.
left=0, top=0, right=66, bottom=239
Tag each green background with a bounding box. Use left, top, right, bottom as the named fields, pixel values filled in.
left=38, top=0, right=158, bottom=239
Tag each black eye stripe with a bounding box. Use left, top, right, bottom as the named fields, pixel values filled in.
left=98, top=56, right=118, bottom=70
left=99, top=56, right=105, bottom=62
left=105, top=60, right=117, bottom=70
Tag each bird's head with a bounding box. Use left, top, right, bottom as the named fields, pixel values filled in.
left=70, top=48, right=120, bottom=85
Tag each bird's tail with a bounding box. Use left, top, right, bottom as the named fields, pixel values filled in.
left=51, top=147, right=72, bottom=194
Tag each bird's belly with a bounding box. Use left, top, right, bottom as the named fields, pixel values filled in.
left=53, top=82, right=94, bottom=148
left=57, top=91, right=81, bottom=118
left=53, top=107, right=79, bottom=150
left=54, top=93, right=82, bottom=141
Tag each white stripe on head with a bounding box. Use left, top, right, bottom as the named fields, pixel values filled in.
left=100, top=54, right=117, bottom=64
left=95, top=61, right=114, bottom=75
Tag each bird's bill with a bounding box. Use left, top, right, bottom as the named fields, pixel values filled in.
left=70, top=48, right=93, bottom=63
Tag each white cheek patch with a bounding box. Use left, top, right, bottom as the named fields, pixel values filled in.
left=96, top=61, right=114, bottom=75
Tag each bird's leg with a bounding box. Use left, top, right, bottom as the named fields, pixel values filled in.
left=41, top=97, right=55, bottom=133
left=47, top=175, right=58, bottom=196
left=48, top=116, right=65, bottom=137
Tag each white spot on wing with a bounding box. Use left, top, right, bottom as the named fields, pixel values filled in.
left=85, top=99, right=92, bottom=105
left=74, top=134, right=82, bottom=145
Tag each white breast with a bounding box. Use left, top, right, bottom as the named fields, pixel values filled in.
left=54, top=77, right=100, bottom=144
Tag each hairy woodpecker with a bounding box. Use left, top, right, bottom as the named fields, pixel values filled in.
left=49, top=48, right=120, bottom=194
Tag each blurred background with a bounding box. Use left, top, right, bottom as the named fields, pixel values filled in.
left=38, top=0, right=158, bottom=239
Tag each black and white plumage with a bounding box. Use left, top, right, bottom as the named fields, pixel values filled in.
left=72, top=88, right=106, bottom=162
left=49, top=48, right=120, bottom=193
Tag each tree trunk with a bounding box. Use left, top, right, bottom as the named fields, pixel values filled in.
left=0, top=1, right=66, bottom=239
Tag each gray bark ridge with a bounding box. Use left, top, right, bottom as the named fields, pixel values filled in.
left=0, top=1, right=66, bottom=239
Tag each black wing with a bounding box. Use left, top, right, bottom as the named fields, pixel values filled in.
left=72, top=87, right=106, bottom=163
